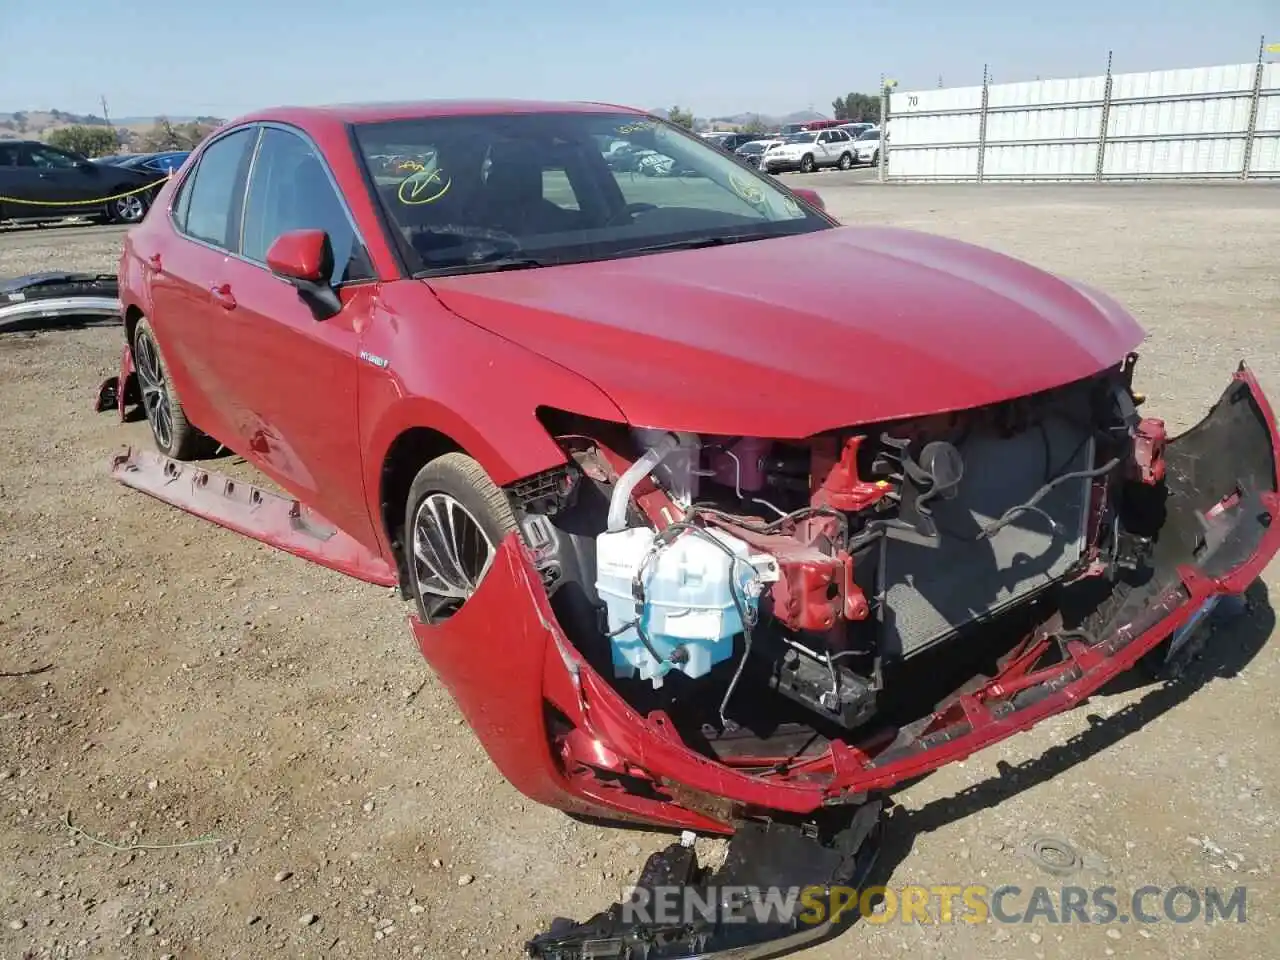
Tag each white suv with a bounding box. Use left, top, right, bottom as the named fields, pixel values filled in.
left=852, top=128, right=882, bottom=166
left=761, top=129, right=857, bottom=174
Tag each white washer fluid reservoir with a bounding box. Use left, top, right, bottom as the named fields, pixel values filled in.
left=594, top=525, right=775, bottom=688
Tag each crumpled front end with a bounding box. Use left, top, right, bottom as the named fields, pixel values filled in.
left=413, top=363, right=1279, bottom=823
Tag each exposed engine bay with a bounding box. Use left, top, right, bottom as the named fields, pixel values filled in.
left=507, top=355, right=1169, bottom=749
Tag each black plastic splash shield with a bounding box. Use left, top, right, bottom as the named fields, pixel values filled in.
left=526, top=800, right=882, bottom=960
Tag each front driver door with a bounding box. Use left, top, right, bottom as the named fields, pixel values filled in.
left=24, top=144, right=105, bottom=217
left=197, top=124, right=380, bottom=550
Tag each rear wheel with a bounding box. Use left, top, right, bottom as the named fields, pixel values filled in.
left=131, top=317, right=213, bottom=460
left=405, top=452, right=518, bottom=624
left=108, top=193, right=148, bottom=224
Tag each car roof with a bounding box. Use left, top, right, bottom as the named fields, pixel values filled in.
left=229, top=99, right=648, bottom=129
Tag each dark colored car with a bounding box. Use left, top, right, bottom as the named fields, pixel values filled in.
left=106, top=151, right=191, bottom=176
left=703, top=132, right=761, bottom=153
left=101, top=97, right=1279, bottom=959
left=733, top=138, right=777, bottom=168
left=0, top=140, right=168, bottom=225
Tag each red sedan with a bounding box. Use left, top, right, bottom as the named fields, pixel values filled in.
left=103, top=98, right=1278, bottom=954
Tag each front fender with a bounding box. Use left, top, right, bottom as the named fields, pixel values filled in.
left=358, top=283, right=626, bottom=544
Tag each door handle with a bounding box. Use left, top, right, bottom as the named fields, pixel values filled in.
left=209, top=283, right=237, bottom=310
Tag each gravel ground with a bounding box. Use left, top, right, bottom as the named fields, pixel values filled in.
left=2, top=183, right=1279, bottom=960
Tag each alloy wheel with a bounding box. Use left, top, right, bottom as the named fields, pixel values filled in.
left=412, top=492, right=498, bottom=622
left=132, top=329, right=173, bottom=451
left=114, top=196, right=144, bottom=222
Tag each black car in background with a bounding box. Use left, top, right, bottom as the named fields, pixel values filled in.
left=702, top=131, right=762, bottom=153
left=733, top=139, right=778, bottom=168
left=0, top=140, right=169, bottom=225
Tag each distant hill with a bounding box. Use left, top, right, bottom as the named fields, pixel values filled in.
left=0, top=109, right=224, bottom=144
left=647, top=107, right=830, bottom=132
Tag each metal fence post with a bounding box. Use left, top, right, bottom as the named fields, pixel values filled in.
left=976, top=65, right=990, bottom=183
left=879, top=84, right=890, bottom=183
left=1095, top=51, right=1114, bottom=181
left=1242, top=36, right=1266, bottom=180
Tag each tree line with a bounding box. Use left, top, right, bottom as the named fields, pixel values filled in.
left=831, top=93, right=881, bottom=123
left=36, top=117, right=224, bottom=158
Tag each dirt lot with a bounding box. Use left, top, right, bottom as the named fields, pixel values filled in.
left=2, top=183, right=1279, bottom=960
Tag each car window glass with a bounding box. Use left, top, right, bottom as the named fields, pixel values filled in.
left=240, top=126, right=371, bottom=284
left=0, top=144, right=19, bottom=167
left=27, top=146, right=80, bottom=169
left=353, top=112, right=827, bottom=276
left=184, top=128, right=256, bottom=250
left=172, top=171, right=195, bottom=231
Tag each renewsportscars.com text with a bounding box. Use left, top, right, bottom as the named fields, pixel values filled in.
left=621, top=883, right=1249, bottom=926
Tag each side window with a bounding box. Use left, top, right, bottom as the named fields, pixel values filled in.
left=27, top=146, right=80, bottom=169
left=240, top=127, right=372, bottom=284
left=541, top=168, right=581, bottom=211
left=0, top=145, right=19, bottom=167
left=183, top=128, right=256, bottom=250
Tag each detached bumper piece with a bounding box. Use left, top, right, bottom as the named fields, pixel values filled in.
left=106, top=447, right=400, bottom=588
left=0, top=272, right=120, bottom=330
left=526, top=801, right=882, bottom=960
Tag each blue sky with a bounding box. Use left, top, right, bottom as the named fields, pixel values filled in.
left=1, top=0, right=1274, bottom=119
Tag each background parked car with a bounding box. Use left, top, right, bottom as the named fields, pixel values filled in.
left=733, top=138, right=782, bottom=169
left=853, top=128, right=882, bottom=166
left=761, top=128, right=856, bottom=173
left=94, top=151, right=190, bottom=176
left=0, top=140, right=167, bottom=225
left=837, top=122, right=876, bottom=139
left=702, top=131, right=761, bottom=154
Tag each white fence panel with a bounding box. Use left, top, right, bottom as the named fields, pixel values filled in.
left=1252, top=63, right=1280, bottom=176
left=883, top=56, right=1280, bottom=181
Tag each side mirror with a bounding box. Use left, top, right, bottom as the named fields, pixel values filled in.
left=266, top=229, right=342, bottom=320
left=267, top=228, right=330, bottom=283
left=791, top=187, right=826, bottom=212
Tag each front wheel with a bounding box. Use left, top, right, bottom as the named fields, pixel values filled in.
left=837, top=152, right=853, bottom=170
left=799, top=154, right=816, bottom=174
left=405, top=453, right=518, bottom=624
left=872, top=150, right=881, bottom=167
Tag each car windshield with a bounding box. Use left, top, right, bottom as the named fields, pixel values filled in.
left=737, top=142, right=768, bottom=155
left=351, top=111, right=829, bottom=276
left=857, top=130, right=879, bottom=141
left=782, top=132, right=819, bottom=144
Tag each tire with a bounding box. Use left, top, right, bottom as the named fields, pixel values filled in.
left=108, top=192, right=148, bottom=225
left=799, top=154, right=816, bottom=174
left=131, top=317, right=214, bottom=460
left=872, top=150, right=880, bottom=167
left=837, top=152, right=853, bottom=170
left=405, top=452, right=518, bottom=624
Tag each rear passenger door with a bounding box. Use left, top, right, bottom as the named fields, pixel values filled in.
left=815, top=131, right=837, bottom=166
left=205, top=124, right=380, bottom=548
left=146, top=126, right=258, bottom=447
left=829, top=129, right=852, bottom=164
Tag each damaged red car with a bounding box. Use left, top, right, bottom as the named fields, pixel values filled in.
left=101, top=101, right=1279, bottom=958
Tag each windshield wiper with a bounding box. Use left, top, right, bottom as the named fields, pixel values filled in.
left=618, top=232, right=781, bottom=257
left=414, top=257, right=547, bottom=278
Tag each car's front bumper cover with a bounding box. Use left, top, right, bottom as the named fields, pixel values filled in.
left=412, top=362, right=1280, bottom=822
left=411, top=362, right=1280, bottom=957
